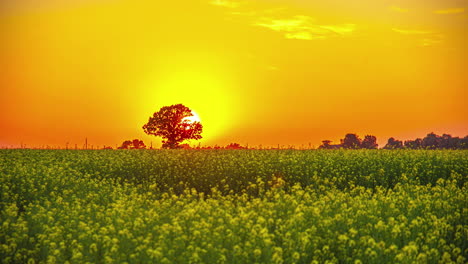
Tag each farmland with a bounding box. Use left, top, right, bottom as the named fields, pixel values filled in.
left=0, top=149, right=467, bottom=263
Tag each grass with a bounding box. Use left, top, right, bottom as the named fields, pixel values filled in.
left=0, top=149, right=466, bottom=263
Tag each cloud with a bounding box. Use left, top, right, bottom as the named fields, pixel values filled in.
left=434, top=8, right=465, bottom=14
left=420, top=37, right=443, bottom=47
left=319, top=24, right=356, bottom=35
left=255, top=15, right=313, bottom=32
left=392, top=28, right=444, bottom=47
left=255, top=15, right=356, bottom=40
left=390, top=6, right=409, bottom=13
left=391, top=28, right=433, bottom=35
left=267, top=65, right=279, bottom=71
left=286, top=32, right=323, bottom=40
left=210, top=0, right=241, bottom=8
left=212, top=3, right=355, bottom=40
left=230, top=11, right=256, bottom=17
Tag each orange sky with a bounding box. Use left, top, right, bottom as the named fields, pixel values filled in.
left=1, top=0, right=467, bottom=148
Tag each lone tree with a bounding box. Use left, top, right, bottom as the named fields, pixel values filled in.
left=142, top=104, right=203, bottom=149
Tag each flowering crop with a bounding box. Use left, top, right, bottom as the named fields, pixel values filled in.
left=0, top=149, right=466, bottom=263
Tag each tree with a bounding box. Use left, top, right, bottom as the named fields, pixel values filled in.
left=422, top=132, right=440, bottom=149
left=142, top=104, right=203, bottom=149
left=461, top=136, right=468, bottom=149
left=118, top=139, right=146, bottom=149
left=384, top=137, right=403, bottom=149
left=226, top=143, right=246, bottom=149
left=319, top=140, right=332, bottom=149
left=131, top=139, right=146, bottom=149
left=118, top=140, right=132, bottom=149
left=341, top=133, right=361, bottom=149
left=404, top=138, right=422, bottom=149
left=361, top=135, right=378, bottom=149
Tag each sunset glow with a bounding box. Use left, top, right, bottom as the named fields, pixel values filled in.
left=183, top=111, right=201, bottom=124
left=1, top=0, right=466, bottom=148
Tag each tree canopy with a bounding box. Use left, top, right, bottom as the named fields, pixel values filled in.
left=341, top=133, right=362, bottom=149
left=142, top=104, right=203, bottom=149
left=118, top=139, right=146, bottom=149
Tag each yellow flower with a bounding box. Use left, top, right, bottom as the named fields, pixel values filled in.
left=90, top=243, right=98, bottom=253
left=292, top=252, right=301, bottom=260
left=338, top=234, right=349, bottom=242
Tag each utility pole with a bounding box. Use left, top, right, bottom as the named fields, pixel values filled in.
left=85, top=138, right=88, bottom=150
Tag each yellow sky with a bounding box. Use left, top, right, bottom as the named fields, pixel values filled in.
left=1, top=0, right=467, bottom=148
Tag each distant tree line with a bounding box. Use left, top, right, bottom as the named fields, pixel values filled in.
left=320, top=132, right=468, bottom=150
left=320, top=134, right=378, bottom=149
left=113, top=133, right=467, bottom=150
left=384, top=132, right=468, bottom=150
left=114, top=141, right=249, bottom=150
left=118, top=139, right=146, bottom=149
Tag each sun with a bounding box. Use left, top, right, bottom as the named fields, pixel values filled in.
left=183, top=110, right=201, bottom=124
left=140, top=55, right=242, bottom=144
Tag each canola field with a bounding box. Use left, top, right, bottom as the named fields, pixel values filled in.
left=0, top=149, right=467, bottom=263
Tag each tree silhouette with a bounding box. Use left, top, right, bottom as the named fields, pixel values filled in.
left=361, top=135, right=378, bottom=149
left=341, top=133, right=361, bottom=149
left=142, top=104, right=203, bottom=149
left=422, top=132, right=440, bottom=149
left=319, top=140, right=333, bottom=149
left=118, top=140, right=132, bottom=149
left=118, top=139, right=146, bottom=149
left=404, top=138, right=422, bottom=149
left=318, top=132, right=467, bottom=150
left=226, top=143, right=246, bottom=149
left=461, top=136, right=468, bottom=149
left=384, top=137, right=403, bottom=149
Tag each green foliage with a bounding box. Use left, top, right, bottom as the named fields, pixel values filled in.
left=0, top=149, right=467, bottom=263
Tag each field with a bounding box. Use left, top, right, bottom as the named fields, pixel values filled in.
left=0, top=149, right=467, bottom=263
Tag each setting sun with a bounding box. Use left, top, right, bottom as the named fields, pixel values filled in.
left=140, top=67, right=240, bottom=145
left=183, top=110, right=201, bottom=124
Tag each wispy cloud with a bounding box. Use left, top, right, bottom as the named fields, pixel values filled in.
left=284, top=32, right=315, bottom=40
left=391, top=28, right=432, bottom=35
left=420, top=37, right=443, bottom=47
left=434, top=7, right=465, bottom=14
left=319, top=24, right=356, bottom=35
left=211, top=3, right=356, bottom=41
left=390, top=6, right=409, bottom=13
left=255, top=16, right=313, bottom=32
left=255, top=15, right=356, bottom=40
left=210, top=0, right=241, bottom=8
left=267, top=65, right=279, bottom=71
left=392, top=28, right=443, bottom=47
